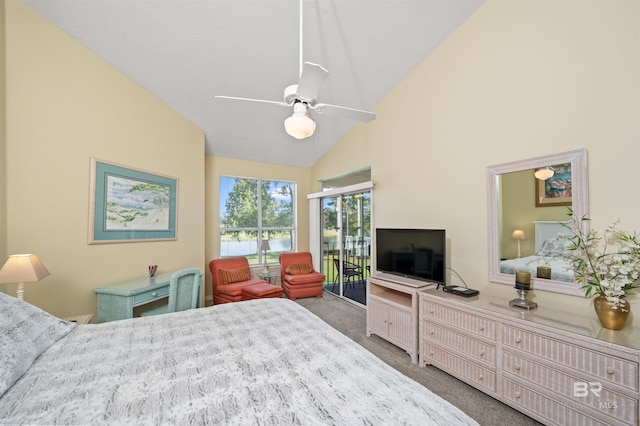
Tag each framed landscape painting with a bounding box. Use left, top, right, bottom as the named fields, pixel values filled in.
left=89, top=159, right=178, bottom=244
left=535, top=162, right=572, bottom=207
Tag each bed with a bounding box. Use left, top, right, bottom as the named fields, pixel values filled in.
left=499, top=220, right=574, bottom=282
left=0, top=292, right=477, bottom=425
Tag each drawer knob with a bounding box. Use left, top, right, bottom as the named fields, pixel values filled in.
left=514, top=365, right=521, bottom=371
left=515, top=337, right=522, bottom=344
left=479, top=325, right=485, bottom=331
left=430, top=331, right=435, bottom=335
left=607, top=367, right=616, bottom=375
left=151, top=292, right=157, bottom=297
left=479, top=351, right=485, bottom=357
left=430, top=310, right=434, bottom=314
left=478, top=374, right=484, bottom=380
left=515, top=392, right=521, bottom=399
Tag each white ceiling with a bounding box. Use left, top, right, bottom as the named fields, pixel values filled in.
left=23, top=0, right=483, bottom=167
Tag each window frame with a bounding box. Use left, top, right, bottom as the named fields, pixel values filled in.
left=219, top=175, right=297, bottom=266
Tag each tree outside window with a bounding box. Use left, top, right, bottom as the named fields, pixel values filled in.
left=220, top=177, right=295, bottom=265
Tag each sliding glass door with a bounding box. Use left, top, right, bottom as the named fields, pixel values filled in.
left=321, top=190, right=371, bottom=305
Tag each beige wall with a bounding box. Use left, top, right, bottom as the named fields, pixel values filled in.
left=312, top=1, right=640, bottom=324
left=204, top=156, right=311, bottom=304
left=3, top=1, right=205, bottom=318
left=312, top=125, right=372, bottom=193
left=0, top=1, right=6, bottom=261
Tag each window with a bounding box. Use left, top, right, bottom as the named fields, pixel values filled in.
left=220, top=176, right=295, bottom=265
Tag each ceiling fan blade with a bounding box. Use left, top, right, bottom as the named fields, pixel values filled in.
left=313, top=103, right=376, bottom=123
left=215, top=95, right=290, bottom=107
left=296, top=62, right=329, bottom=102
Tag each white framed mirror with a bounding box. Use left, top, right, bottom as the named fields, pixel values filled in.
left=487, top=149, right=589, bottom=295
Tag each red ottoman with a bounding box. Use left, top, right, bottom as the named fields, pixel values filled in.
left=242, top=282, right=283, bottom=301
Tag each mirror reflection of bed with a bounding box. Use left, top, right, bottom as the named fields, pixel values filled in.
left=499, top=220, right=574, bottom=283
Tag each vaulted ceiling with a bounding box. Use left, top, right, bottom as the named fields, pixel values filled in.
left=23, top=0, right=483, bottom=167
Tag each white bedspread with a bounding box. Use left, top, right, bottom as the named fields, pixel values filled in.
left=500, top=255, right=574, bottom=282
left=0, top=298, right=477, bottom=425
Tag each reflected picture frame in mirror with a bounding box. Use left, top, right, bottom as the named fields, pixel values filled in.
left=487, top=149, right=589, bottom=296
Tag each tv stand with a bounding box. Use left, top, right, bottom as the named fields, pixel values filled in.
left=366, top=274, right=435, bottom=363
left=372, top=271, right=432, bottom=288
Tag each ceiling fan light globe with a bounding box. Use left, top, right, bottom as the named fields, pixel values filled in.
left=284, top=114, right=316, bottom=139
left=534, top=167, right=554, bottom=180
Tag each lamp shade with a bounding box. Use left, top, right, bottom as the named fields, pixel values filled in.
left=534, top=167, right=554, bottom=180
left=511, top=230, right=526, bottom=241
left=260, top=239, right=271, bottom=251
left=284, top=103, right=316, bottom=139
left=0, top=254, right=50, bottom=284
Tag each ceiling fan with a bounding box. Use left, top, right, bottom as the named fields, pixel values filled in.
left=215, top=0, right=375, bottom=140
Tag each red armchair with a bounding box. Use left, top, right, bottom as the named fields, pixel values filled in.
left=279, top=252, right=325, bottom=301
left=209, top=257, right=268, bottom=304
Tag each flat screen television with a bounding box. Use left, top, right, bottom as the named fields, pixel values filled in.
left=375, top=228, right=446, bottom=284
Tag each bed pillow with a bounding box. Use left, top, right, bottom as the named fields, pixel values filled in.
left=0, top=292, right=76, bottom=396
left=219, top=266, right=251, bottom=285
left=537, top=235, right=573, bottom=256
left=286, top=263, right=314, bottom=275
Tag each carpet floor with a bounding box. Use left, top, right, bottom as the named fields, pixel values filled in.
left=296, top=292, right=542, bottom=426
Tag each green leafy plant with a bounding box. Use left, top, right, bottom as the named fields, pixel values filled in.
left=565, top=208, right=640, bottom=310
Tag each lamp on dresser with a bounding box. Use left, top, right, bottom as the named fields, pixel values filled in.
left=0, top=254, right=50, bottom=301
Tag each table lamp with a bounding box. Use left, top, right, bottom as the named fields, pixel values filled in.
left=260, top=240, right=271, bottom=274
left=511, top=229, right=526, bottom=258
left=0, top=254, right=50, bottom=301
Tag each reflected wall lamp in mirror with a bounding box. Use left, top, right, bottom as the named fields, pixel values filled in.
left=487, top=149, right=589, bottom=296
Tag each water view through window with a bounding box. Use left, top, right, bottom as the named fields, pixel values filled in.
left=220, top=177, right=296, bottom=265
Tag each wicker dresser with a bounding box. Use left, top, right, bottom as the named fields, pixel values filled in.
left=419, top=289, right=640, bottom=426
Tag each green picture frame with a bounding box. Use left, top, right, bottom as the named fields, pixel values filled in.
left=89, top=159, right=178, bottom=244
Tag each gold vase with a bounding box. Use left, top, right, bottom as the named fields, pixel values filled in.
left=594, top=295, right=630, bottom=330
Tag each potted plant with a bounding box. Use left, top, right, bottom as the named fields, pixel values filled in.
left=565, top=208, right=640, bottom=329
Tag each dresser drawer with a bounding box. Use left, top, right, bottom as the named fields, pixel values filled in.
left=502, top=378, right=621, bottom=426
left=133, top=286, right=169, bottom=305
left=423, top=321, right=496, bottom=368
left=504, top=351, right=637, bottom=425
left=503, top=325, right=639, bottom=392
left=422, top=342, right=496, bottom=393
left=422, top=299, right=496, bottom=341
